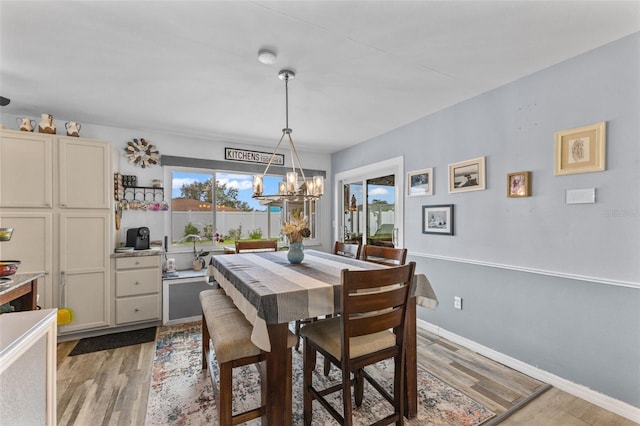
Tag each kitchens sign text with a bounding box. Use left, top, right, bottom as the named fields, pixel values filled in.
left=225, top=147, right=284, bottom=166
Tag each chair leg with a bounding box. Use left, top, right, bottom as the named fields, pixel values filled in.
left=295, top=320, right=302, bottom=351
left=354, top=369, right=364, bottom=407
left=219, top=361, right=233, bottom=426
left=303, top=343, right=316, bottom=426
left=202, top=313, right=209, bottom=370
left=323, top=356, right=332, bottom=376
left=342, top=364, right=354, bottom=426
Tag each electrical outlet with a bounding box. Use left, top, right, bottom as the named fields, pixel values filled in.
left=454, top=296, right=463, bottom=310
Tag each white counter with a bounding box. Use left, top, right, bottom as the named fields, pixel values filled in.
left=0, top=308, right=57, bottom=425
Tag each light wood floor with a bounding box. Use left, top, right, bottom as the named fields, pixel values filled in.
left=56, top=326, right=637, bottom=425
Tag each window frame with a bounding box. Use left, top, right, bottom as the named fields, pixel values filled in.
left=164, top=164, right=322, bottom=253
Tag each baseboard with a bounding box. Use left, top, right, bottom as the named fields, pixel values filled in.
left=418, top=319, right=640, bottom=423
left=57, top=320, right=162, bottom=342
left=163, top=315, right=201, bottom=326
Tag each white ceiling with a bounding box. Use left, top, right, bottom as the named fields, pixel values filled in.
left=1, top=1, right=638, bottom=154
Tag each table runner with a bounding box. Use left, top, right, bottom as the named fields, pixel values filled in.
left=206, top=249, right=437, bottom=351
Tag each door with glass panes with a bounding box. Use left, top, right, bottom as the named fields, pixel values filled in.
left=341, top=173, right=398, bottom=248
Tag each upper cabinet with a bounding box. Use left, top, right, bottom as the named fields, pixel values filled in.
left=0, top=132, right=53, bottom=208
left=59, top=137, right=111, bottom=209
left=0, top=131, right=111, bottom=209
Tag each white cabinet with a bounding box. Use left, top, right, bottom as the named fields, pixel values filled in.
left=58, top=212, right=111, bottom=333
left=0, top=130, right=113, bottom=334
left=58, top=137, right=111, bottom=209
left=0, top=132, right=53, bottom=208
left=0, top=212, right=53, bottom=307
left=113, top=255, right=161, bottom=325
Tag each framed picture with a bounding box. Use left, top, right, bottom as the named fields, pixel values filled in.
left=448, top=157, right=486, bottom=193
left=407, top=168, right=433, bottom=197
left=554, top=121, right=606, bottom=175
left=422, top=204, right=454, bottom=235
left=507, top=171, right=531, bottom=198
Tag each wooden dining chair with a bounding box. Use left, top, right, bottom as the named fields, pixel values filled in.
left=300, top=262, right=416, bottom=425
left=334, top=241, right=362, bottom=259
left=235, top=240, right=277, bottom=253
left=295, top=241, right=364, bottom=352
left=362, top=244, right=407, bottom=266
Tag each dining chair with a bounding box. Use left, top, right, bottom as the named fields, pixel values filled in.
left=234, top=239, right=277, bottom=253
left=294, top=241, right=364, bottom=352
left=334, top=241, right=362, bottom=259
left=362, top=245, right=407, bottom=266
left=300, top=261, right=416, bottom=425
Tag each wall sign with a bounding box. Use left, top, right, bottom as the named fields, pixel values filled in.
left=225, top=147, right=284, bottom=166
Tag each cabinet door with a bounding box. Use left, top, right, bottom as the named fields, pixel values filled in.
left=58, top=211, right=110, bottom=333
left=58, top=137, right=111, bottom=209
left=0, top=212, right=53, bottom=308
left=0, top=131, right=53, bottom=208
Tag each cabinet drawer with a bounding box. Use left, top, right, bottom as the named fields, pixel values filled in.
left=116, top=295, right=160, bottom=324
left=116, top=269, right=159, bottom=297
left=115, top=256, right=159, bottom=270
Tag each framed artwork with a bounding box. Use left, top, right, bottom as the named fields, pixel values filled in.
left=448, top=157, right=486, bottom=193
left=407, top=168, right=433, bottom=197
left=422, top=204, right=454, bottom=235
left=507, top=171, right=531, bottom=198
left=554, top=121, right=606, bottom=175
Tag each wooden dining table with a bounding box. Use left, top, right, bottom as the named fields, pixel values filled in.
left=206, top=249, right=437, bottom=425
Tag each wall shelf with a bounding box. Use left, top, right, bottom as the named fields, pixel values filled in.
left=123, top=186, right=164, bottom=202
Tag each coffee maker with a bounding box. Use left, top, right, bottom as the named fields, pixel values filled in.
left=126, top=227, right=150, bottom=250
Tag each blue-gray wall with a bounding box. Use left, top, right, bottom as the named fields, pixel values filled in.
left=332, top=33, right=639, bottom=407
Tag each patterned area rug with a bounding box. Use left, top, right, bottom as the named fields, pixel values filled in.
left=145, top=321, right=494, bottom=425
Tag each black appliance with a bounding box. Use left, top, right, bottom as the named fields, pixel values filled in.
left=126, top=227, right=150, bottom=250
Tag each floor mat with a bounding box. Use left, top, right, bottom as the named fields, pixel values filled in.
left=145, top=321, right=495, bottom=425
left=69, top=326, right=157, bottom=356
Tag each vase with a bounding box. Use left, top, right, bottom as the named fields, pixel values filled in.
left=193, top=258, right=204, bottom=271
left=287, top=242, right=304, bottom=264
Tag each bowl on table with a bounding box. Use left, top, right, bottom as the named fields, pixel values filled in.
left=0, top=261, right=20, bottom=277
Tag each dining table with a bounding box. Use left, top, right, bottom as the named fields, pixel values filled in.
left=205, top=249, right=438, bottom=425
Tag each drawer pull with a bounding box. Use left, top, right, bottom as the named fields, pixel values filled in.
left=135, top=281, right=140, bottom=285
left=135, top=308, right=139, bottom=312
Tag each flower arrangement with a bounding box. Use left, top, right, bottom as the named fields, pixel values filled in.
left=281, top=216, right=311, bottom=244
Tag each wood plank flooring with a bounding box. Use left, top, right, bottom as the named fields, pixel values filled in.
left=56, top=326, right=637, bottom=425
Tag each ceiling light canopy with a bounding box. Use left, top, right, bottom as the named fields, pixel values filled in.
left=252, top=69, right=324, bottom=203
left=258, top=49, right=277, bottom=65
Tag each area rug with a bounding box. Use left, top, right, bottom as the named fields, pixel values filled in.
left=145, top=321, right=495, bottom=425
left=69, top=326, right=157, bottom=356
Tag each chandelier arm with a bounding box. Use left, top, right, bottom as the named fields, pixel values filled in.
left=262, top=131, right=287, bottom=177
left=287, top=132, right=307, bottom=183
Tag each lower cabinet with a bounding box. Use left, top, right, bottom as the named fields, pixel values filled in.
left=113, top=254, right=161, bottom=325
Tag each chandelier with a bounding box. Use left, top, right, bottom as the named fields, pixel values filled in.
left=252, top=69, right=324, bottom=203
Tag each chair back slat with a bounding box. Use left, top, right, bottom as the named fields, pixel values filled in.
left=334, top=241, right=361, bottom=259
left=346, top=286, right=407, bottom=315
left=348, top=308, right=404, bottom=338
left=235, top=240, right=277, bottom=253
left=362, top=245, right=407, bottom=266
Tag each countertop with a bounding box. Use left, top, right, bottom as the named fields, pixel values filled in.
left=111, top=247, right=163, bottom=258
left=0, top=308, right=57, bottom=359
left=0, top=273, right=44, bottom=298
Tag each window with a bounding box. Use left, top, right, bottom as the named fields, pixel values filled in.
left=168, top=167, right=319, bottom=251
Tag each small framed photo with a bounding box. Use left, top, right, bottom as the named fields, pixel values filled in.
left=507, top=171, right=531, bottom=198
left=422, top=204, right=454, bottom=235
left=449, top=157, right=486, bottom=193
left=407, top=168, right=433, bottom=197
left=554, top=121, right=606, bottom=175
